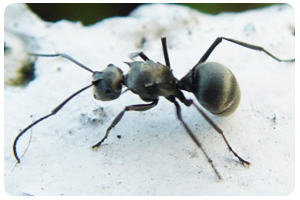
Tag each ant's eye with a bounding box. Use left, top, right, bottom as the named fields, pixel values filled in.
left=93, top=79, right=102, bottom=86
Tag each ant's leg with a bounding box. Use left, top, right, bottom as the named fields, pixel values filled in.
left=28, top=53, right=94, bottom=73
left=128, top=51, right=150, bottom=61
left=138, top=52, right=150, bottom=61
left=197, top=37, right=295, bottom=65
left=13, top=83, right=93, bottom=163
left=172, top=92, right=249, bottom=166
left=173, top=100, right=222, bottom=180
left=190, top=100, right=250, bottom=166
left=131, top=37, right=171, bottom=68
left=91, top=99, right=158, bottom=149
left=161, top=37, right=171, bottom=68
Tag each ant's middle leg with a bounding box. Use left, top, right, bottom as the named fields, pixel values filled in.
left=91, top=99, right=158, bottom=149
left=129, top=37, right=171, bottom=68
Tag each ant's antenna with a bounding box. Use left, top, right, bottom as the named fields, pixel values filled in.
left=13, top=83, right=93, bottom=163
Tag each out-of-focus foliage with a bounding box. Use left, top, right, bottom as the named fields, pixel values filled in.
left=27, top=3, right=279, bottom=26
left=181, top=3, right=277, bottom=15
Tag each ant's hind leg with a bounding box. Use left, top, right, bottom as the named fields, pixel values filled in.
left=197, top=37, right=295, bottom=65
left=191, top=101, right=250, bottom=166
left=91, top=99, right=158, bottom=149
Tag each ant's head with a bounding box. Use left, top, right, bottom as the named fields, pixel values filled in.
left=92, top=64, right=124, bottom=101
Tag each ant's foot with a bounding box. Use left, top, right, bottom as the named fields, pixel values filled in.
left=91, top=145, right=99, bottom=151
left=240, top=158, right=251, bottom=166
left=91, top=143, right=101, bottom=150
left=91, top=138, right=107, bottom=150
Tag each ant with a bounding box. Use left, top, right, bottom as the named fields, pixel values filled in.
left=13, top=37, right=294, bottom=180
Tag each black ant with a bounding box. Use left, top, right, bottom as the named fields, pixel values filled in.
left=13, top=37, right=294, bottom=180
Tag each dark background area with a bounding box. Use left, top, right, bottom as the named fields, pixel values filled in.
left=27, top=3, right=279, bottom=26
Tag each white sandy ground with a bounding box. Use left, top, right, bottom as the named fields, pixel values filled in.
left=3, top=3, right=296, bottom=196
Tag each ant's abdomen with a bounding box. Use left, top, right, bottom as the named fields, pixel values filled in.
left=193, top=62, right=241, bottom=116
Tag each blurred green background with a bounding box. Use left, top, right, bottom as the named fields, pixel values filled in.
left=27, top=3, right=279, bottom=26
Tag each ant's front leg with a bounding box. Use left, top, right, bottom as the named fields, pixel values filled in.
left=91, top=99, right=158, bottom=149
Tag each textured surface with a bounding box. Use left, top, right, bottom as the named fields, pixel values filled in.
left=4, top=3, right=295, bottom=195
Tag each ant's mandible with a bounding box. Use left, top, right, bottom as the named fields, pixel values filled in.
left=12, top=37, right=294, bottom=180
